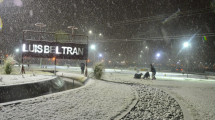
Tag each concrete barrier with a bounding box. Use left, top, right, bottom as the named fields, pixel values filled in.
left=0, top=76, right=83, bottom=103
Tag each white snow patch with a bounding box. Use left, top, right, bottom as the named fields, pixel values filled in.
left=0, top=74, right=56, bottom=86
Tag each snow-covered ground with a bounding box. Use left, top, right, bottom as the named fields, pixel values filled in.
left=0, top=66, right=214, bottom=119
left=0, top=74, right=56, bottom=86
left=102, top=71, right=215, bottom=120
left=0, top=80, right=137, bottom=120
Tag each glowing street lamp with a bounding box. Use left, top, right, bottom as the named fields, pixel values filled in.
left=156, top=53, right=161, bottom=71
left=89, top=30, right=92, bottom=34
left=183, top=42, right=189, bottom=48
left=183, top=42, right=191, bottom=78
left=91, top=45, right=96, bottom=50
left=145, top=46, right=149, bottom=64
left=16, top=49, right=19, bottom=52
left=156, top=53, right=160, bottom=57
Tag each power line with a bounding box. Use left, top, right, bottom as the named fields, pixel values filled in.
left=108, top=8, right=213, bottom=27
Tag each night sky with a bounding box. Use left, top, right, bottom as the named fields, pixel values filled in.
left=0, top=0, right=215, bottom=66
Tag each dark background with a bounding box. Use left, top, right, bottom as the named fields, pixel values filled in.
left=0, top=0, right=215, bottom=69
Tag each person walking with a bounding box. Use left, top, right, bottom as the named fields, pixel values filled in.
left=80, top=63, right=85, bottom=74
left=150, top=64, right=156, bottom=80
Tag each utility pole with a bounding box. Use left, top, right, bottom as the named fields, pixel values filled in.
left=35, top=23, right=46, bottom=68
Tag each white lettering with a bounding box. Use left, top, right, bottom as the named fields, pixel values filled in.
left=50, top=46, right=55, bottom=53
left=29, top=44, right=34, bottom=52
left=37, top=45, right=43, bottom=53
left=78, top=48, right=84, bottom=55
left=56, top=46, right=62, bottom=54
left=44, top=45, right=49, bottom=53
left=22, top=44, right=28, bottom=52
left=73, top=47, right=78, bottom=55
left=22, top=44, right=85, bottom=56
left=67, top=47, right=73, bottom=55
left=34, top=45, right=38, bottom=53
left=62, top=47, right=67, bottom=54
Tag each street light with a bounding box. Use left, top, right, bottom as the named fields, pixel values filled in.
left=89, top=31, right=102, bottom=41
left=99, top=54, right=103, bottom=62
left=145, top=46, right=149, bottom=64
left=156, top=53, right=160, bottom=71
left=15, top=49, right=20, bottom=66
left=183, top=42, right=189, bottom=48
left=183, top=42, right=190, bottom=78
left=156, top=53, right=160, bottom=57
left=91, top=45, right=95, bottom=50
left=16, top=49, right=19, bottom=52
left=91, top=45, right=96, bottom=64
left=68, top=26, right=78, bottom=42
left=89, top=30, right=92, bottom=34
left=68, top=26, right=78, bottom=35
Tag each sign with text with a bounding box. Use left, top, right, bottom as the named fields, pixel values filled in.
left=22, top=40, right=88, bottom=60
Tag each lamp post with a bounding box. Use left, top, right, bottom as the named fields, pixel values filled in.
left=89, top=30, right=92, bottom=34
left=91, top=45, right=96, bottom=65
left=16, top=49, right=19, bottom=52
left=15, top=49, right=20, bottom=66
left=146, top=46, right=149, bottom=64
left=35, top=23, right=46, bottom=68
left=156, top=53, right=160, bottom=71
left=89, top=30, right=102, bottom=41
left=68, top=26, right=78, bottom=42
left=183, top=42, right=190, bottom=78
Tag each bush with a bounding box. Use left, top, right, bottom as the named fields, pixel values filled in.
left=128, top=66, right=132, bottom=70
left=4, top=55, right=17, bottom=74
left=93, top=62, right=105, bottom=79
left=5, top=63, right=12, bottom=74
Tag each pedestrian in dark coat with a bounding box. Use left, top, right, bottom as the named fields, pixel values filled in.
left=150, top=64, right=156, bottom=80
left=81, top=63, right=85, bottom=74
left=134, top=73, right=143, bottom=79
left=143, top=71, right=150, bottom=79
